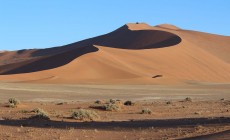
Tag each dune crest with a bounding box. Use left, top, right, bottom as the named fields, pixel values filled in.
left=0, top=23, right=230, bottom=84
left=125, top=23, right=152, bottom=30
left=156, top=24, right=181, bottom=30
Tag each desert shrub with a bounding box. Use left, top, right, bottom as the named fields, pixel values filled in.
left=8, top=103, right=17, bottom=108
left=30, top=112, right=50, bottom=120
left=124, top=100, right=135, bottom=106
left=185, top=97, right=192, bottom=102
left=8, top=98, right=20, bottom=108
left=30, top=108, right=50, bottom=120
left=95, top=100, right=102, bottom=104
left=166, top=101, right=172, bottom=104
left=141, top=108, right=152, bottom=114
left=114, top=100, right=123, bottom=106
left=108, top=99, right=123, bottom=106
left=71, top=109, right=99, bottom=120
left=56, top=102, right=67, bottom=105
left=104, top=103, right=120, bottom=111
left=31, top=108, right=44, bottom=113
left=91, top=99, right=122, bottom=111
left=109, top=99, right=116, bottom=104
left=194, top=112, right=201, bottom=115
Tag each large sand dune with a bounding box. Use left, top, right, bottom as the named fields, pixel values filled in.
left=0, top=23, right=230, bottom=84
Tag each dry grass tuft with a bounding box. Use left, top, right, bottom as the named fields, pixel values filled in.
left=185, top=97, right=192, bottom=102
left=71, top=109, right=99, bottom=121
left=8, top=98, right=20, bottom=108
left=30, top=108, right=50, bottom=120
left=104, top=103, right=121, bottom=111
left=141, top=108, right=152, bottom=114
left=124, top=100, right=135, bottom=106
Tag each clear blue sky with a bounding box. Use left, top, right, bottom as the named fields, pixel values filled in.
left=0, top=0, right=229, bottom=51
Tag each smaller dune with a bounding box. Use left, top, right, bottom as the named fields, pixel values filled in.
left=155, top=24, right=181, bottom=30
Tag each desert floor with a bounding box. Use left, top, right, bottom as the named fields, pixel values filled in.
left=0, top=82, right=230, bottom=140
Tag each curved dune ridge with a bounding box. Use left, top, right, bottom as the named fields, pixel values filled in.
left=0, top=23, right=230, bottom=84
left=155, top=24, right=181, bottom=30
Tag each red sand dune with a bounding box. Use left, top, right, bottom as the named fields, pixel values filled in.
left=0, top=23, right=230, bottom=84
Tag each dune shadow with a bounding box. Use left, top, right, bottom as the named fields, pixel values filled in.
left=0, top=45, right=98, bottom=75
left=0, top=117, right=229, bottom=130
left=0, top=25, right=181, bottom=75
left=93, top=25, right=182, bottom=49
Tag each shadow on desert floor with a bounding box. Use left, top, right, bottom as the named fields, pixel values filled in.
left=179, top=129, right=230, bottom=140
left=0, top=117, right=229, bottom=130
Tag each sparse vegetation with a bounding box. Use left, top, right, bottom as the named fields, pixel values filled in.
left=109, top=99, right=117, bottom=104
left=185, top=97, right=192, bottom=102
left=8, top=103, right=17, bottom=108
left=56, top=102, right=67, bottom=105
left=71, top=109, right=99, bottom=121
left=108, top=99, right=123, bottom=104
left=1, top=95, right=230, bottom=139
left=124, top=100, right=135, bottom=106
left=30, top=112, right=50, bottom=120
left=95, top=100, right=102, bottom=104
left=31, top=108, right=44, bottom=113
left=141, top=108, right=152, bottom=114
left=8, top=98, right=20, bottom=108
left=104, top=103, right=121, bottom=111
left=194, top=112, right=201, bottom=115
left=102, top=99, right=123, bottom=111
left=90, top=99, right=122, bottom=111
left=30, top=108, right=50, bottom=120
left=166, top=101, right=172, bottom=104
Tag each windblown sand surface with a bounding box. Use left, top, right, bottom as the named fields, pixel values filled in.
left=0, top=23, right=230, bottom=84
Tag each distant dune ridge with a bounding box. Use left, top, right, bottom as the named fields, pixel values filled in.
left=0, top=23, right=230, bottom=84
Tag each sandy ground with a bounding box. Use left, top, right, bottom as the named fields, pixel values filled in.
left=0, top=82, right=230, bottom=139
left=0, top=82, right=230, bottom=102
